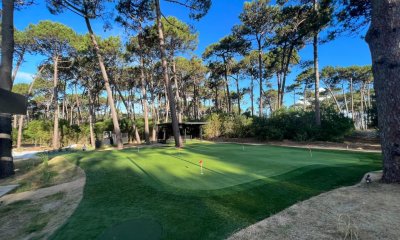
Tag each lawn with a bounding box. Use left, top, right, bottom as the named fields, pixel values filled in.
left=50, top=141, right=381, bottom=240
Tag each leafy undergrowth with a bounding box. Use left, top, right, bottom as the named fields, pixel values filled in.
left=51, top=142, right=381, bottom=240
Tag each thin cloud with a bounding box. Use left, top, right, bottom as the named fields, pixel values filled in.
left=14, top=71, right=34, bottom=84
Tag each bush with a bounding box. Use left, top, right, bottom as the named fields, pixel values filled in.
left=203, top=113, right=253, bottom=139
left=253, top=107, right=354, bottom=142
left=24, top=120, right=52, bottom=145
left=204, top=113, right=222, bottom=139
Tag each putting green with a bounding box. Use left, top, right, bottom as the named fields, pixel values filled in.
left=98, top=219, right=162, bottom=240
left=109, top=141, right=377, bottom=191
left=51, top=141, right=381, bottom=240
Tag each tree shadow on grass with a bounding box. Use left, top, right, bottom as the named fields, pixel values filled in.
left=50, top=151, right=381, bottom=240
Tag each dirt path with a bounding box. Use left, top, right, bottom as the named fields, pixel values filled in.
left=228, top=172, right=400, bottom=240
left=0, top=159, right=86, bottom=240
left=0, top=177, right=85, bottom=205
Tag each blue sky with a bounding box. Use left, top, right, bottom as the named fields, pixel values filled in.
left=13, top=0, right=372, bottom=109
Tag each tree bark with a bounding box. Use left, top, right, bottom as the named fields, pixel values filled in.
left=52, top=56, right=60, bottom=149
left=172, top=58, right=182, bottom=122
left=214, top=84, right=219, bottom=110
left=223, top=57, right=231, bottom=114
left=0, top=0, right=15, bottom=178
left=88, top=89, right=96, bottom=148
left=258, top=41, right=263, bottom=117
left=250, top=77, right=254, bottom=117
left=366, top=0, right=400, bottom=183
left=350, top=78, right=355, bottom=123
left=277, top=73, right=281, bottom=109
left=360, top=82, right=365, bottom=130
left=11, top=50, right=24, bottom=84
left=235, top=76, right=241, bottom=115
left=322, top=80, right=342, bottom=112
left=84, top=17, right=123, bottom=149
left=155, top=0, right=182, bottom=147
left=313, top=0, right=321, bottom=126
left=303, top=81, right=307, bottom=111
left=16, top=66, right=44, bottom=149
left=280, top=46, right=294, bottom=108
left=138, top=35, right=150, bottom=144
left=342, top=83, right=349, bottom=117
left=74, top=84, right=82, bottom=126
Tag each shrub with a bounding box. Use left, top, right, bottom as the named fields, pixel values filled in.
left=204, top=113, right=253, bottom=139
left=252, top=107, right=354, bottom=142
left=204, top=113, right=222, bottom=139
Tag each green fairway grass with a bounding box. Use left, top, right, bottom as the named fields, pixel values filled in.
left=51, top=141, right=381, bottom=240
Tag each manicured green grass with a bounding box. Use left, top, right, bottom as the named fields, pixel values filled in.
left=51, top=141, right=381, bottom=240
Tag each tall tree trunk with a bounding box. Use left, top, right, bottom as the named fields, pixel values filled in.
left=360, top=82, right=365, bottom=130
left=193, top=84, right=198, bottom=119
left=151, top=97, right=157, bottom=142
left=155, top=0, right=182, bottom=147
left=88, top=89, right=96, bottom=148
left=163, top=84, right=170, bottom=123
left=303, top=81, right=307, bottom=111
left=350, top=78, right=355, bottom=123
left=149, top=71, right=158, bottom=142
left=17, top=66, right=44, bottom=149
left=13, top=115, right=17, bottom=129
left=277, top=73, right=281, bottom=109
left=258, top=41, right=263, bottom=117
left=11, top=51, right=24, bottom=84
left=313, top=39, right=321, bottom=125
left=367, top=82, right=372, bottom=108
left=0, top=0, right=15, bottom=178
left=322, top=80, right=342, bottom=112
left=52, top=56, right=60, bottom=149
left=366, top=0, right=400, bottom=183
left=74, top=84, right=82, bottom=126
left=84, top=17, right=123, bottom=149
left=223, top=57, right=231, bottom=114
left=16, top=115, right=23, bottom=149
left=342, top=83, right=349, bottom=117
left=138, top=35, right=150, bottom=144
left=250, top=77, right=254, bottom=116
left=115, top=84, right=140, bottom=145
left=215, top=86, right=219, bottom=110
left=235, top=76, right=241, bottom=115
left=172, top=58, right=182, bottom=122
left=281, top=47, right=294, bottom=108
left=313, top=0, right=321, bottom=126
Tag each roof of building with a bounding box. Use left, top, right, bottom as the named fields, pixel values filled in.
left=157, top=122, right=208, bottom=126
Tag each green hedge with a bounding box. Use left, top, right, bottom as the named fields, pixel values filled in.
left=204, top=107, right=354, bottom=142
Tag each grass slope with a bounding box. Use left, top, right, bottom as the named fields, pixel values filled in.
left=51, top=141, right=381, bottom=240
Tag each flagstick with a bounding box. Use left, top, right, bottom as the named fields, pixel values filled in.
left=308, top=145, right=312, bottom=158
left=199, top=160, right=204, bottom=175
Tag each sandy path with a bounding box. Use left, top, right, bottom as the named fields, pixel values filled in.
left=0, top=164, right=86, bottom=240
left=0, top=177, right=85, bottom=205
left=228, top=172, right=400, bottom=240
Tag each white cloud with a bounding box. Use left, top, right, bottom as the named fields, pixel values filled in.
left=14, top=71, right=34, bottom=84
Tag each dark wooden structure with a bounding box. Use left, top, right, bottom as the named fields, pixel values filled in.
left=157, top=122, right=207, bottom=143
left=0, top=89, right=27, bottom=114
